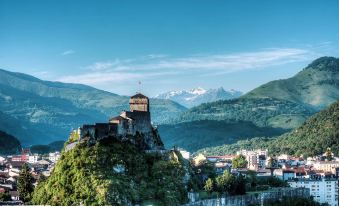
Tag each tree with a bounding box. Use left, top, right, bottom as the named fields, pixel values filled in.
left=232, top=155, right=247, bottom=169
left=17, top=163, right=34, bottom=203
left=0, top=191, right=11, bottom=201
left=204, top=178, right=214, bottom=194
left=215, top=171, right=235, bottom=193
left=232, top=174, right=246, bottom=195
left=325, top=148, right=333, bottom=161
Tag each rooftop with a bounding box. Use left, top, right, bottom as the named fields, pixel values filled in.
left=130, top=93, right=148, bottom=99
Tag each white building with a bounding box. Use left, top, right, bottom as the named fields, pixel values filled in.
left=49, top=152, right=61, bottom=163
left=178, top=149, right=190, bottom=160
left=313, top=161, right=339, bottom=173
left=288, top=175, right=338, bottom=206
left=237, top=149, right=268, bottom=170
left=28, top=154, right=40, bottom=164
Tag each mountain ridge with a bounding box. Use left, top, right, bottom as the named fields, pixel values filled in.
left=0, top=68, right=186, bottom=145
left=195, top=100, right=339, bottom=157
left=160, top=57, right=339, bottom=151
left=155, top=87, right=242, bottom=108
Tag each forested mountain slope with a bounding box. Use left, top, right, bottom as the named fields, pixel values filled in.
left=0, top=69, right=186, bottom=145
left=196, top=100, right=339, bottom=157
left=174, top=57, right=339, bottom=129
left=161, top=57, right=339, bottom=152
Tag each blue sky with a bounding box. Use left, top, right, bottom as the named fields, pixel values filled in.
left=1, top=0, right=339, bottom=96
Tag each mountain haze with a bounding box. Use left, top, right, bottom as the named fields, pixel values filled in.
left=0, top=69, right=186, bottom=145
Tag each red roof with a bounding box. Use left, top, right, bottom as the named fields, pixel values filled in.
left=207, top=155, right=235, bottom=159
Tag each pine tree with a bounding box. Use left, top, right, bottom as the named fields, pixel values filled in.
left=204, top=178, right=214, bottom=194
left=17, top=163, right=34, bottom=203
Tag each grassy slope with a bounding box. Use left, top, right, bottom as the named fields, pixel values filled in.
left=196, top=100, right=339, bottom=157
left=243, top=57, right=339, bottom=108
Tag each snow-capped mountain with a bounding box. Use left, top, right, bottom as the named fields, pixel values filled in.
left=155, top=87, right=242, bottom=108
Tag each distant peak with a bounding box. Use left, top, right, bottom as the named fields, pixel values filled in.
left=190, top=87, right=207, bottom=95
left=305, top=56, right=339, bottom=72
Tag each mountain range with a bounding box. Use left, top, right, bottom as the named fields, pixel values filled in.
left=196, top=100, right=339, bottom=157
left=155, top=87, right=242, bottom=108
left=0, top=69, right=186, bottom=145
left=160, top=57, right=339, bottom=151
left=0, top=56, right=338, bottom=150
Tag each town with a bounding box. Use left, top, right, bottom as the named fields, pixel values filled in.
left=1, top=146, right=338, bottom=205
left=0, top=149, right=60, bottom=204
left=182, top=148, right=339, bottom=206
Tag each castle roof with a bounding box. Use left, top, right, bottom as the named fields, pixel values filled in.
left=130, top=93, right=148, bottom=99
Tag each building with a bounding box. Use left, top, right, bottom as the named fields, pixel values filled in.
left=193, top=154, right=207, bottom=166
left=206, top=155, right=235, bottom=163
left=178, top=149, right=190, bottom=160
left=28, top=154, right=40, bottom=164
left=313, top=161, right=339, bottom=173
left=288, top=174, right=339, bottom=206
left=49, top=152, right=61, bottom=163
left=237, top=149, right=268, bottom=170
left=76, top=93, right=164, bottom=150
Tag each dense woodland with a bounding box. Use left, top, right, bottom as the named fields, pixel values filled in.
left=0, top=130, right=21, bottom=155
left=197, top=101, right=339, bottom=157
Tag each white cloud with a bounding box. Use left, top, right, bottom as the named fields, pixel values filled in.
left=56, top=48, right=317, bottom=86
left=61, top=50, right=75, bottom=56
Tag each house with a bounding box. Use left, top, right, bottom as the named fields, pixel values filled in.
left=237, top=149, right=268, bottom=170
left=49, top=152, right=61, bottom=163
left=28, top=154, right=40, bottom=164
left=313, top=161, right=339, bottom=173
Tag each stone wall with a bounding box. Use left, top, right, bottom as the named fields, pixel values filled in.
left=184, top=187, right=310, bottom=206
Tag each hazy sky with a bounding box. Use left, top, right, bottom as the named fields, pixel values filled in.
left=1, top=0, right=339, bottom=96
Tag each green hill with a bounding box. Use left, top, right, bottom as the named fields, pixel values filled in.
left=159, top=120, right=287, bottom=152
left=0, top=130, right=21, bottom=155
left=243, top=57, right=339, bottom=108
left=0, top=69, right=186, bottom=145
left=196, top=100, right=339, bottom=157
left=32, top=137, right=189, bottom=206
left=161, top=57, right=339, bottom=151
left=175, top=57, right=339, bottom=128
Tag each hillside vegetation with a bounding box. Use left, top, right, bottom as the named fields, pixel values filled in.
left=196, top=100, right=339, bottom=157
left=32, top=137, right=189, bottom=206
left=244, top=57, right=339, bottom=108
left=159, top=120, right=287, bottom=152
left=175, top=57, right=339, bottom=128
left=162, top=57, right=339, bottom=152
left=0, top=131, right=21, bottom=155
left=0, top=69, right=186, bottom=145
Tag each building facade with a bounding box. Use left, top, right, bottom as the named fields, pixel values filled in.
left=288, top=175, right=338, bottom=206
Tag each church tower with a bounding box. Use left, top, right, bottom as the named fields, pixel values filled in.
left=129, top=93, right=149, bottom=112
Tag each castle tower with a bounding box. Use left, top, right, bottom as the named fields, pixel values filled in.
left=129, top=93, right=149, bottom=112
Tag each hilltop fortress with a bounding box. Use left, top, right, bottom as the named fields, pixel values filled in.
left=74, top=93, right=164, bottom=150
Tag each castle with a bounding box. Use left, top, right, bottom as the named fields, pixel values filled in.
left=78, top=93, right=164, bottom=150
